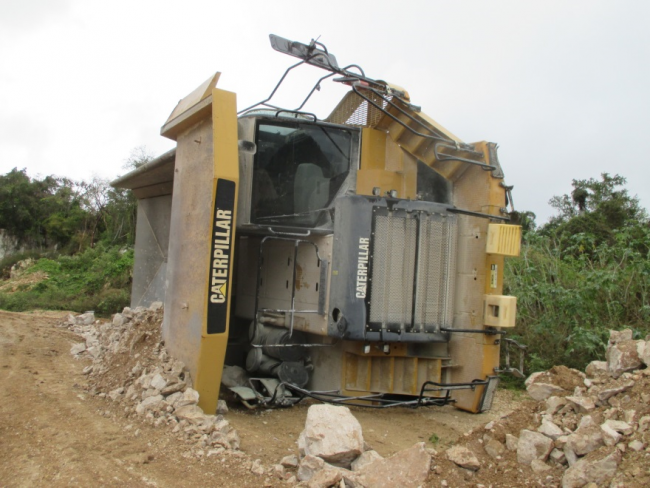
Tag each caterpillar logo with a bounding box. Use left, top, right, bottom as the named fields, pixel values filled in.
left=207, top=179, right=236, bottom=335
left=209, top=209, right=231, bottom=304
left=356, top=237, right=370, bottom=298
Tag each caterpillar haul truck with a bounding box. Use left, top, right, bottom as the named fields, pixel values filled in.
left=126, top=35, right=524, bottom=415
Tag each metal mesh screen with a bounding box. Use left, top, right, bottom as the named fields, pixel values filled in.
left=369, top=211, right=457, bottom=333
left=414, top=215, right=457, bottom=331
left=369, top=214, right=417, bottom=326
left=325, top=91, right=391, bottom=128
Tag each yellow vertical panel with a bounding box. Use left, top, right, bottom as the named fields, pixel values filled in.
left=196, top=88, right=238, bottom=414
left=360, top=128, right=387, bottom=170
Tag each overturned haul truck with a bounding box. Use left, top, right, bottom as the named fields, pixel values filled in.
left=112, top=35, right=524, bottom=415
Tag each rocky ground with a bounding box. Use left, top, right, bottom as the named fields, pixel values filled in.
left=2, top=305, right=649, bottom=487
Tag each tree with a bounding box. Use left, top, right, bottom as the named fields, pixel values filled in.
left=543, top=173, right=647, bottom=249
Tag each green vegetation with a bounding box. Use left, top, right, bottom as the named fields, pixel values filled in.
left=0, top=148, right=150, bottom=315
left=0, top=244, right=133, bottom=315
left=505, top=174, right=650, bottom=377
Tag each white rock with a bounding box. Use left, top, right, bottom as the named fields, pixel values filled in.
left=527, top=382, right=567, bottom=401
left=565, top=395, right=596, bottom=414
left=639, top=340, right=650, bottom=367
left=638, top=415, right=650, bottom=432
left=359, top=443, right=431, bottom=487
left=176, top=388, right=200, bottom=407
left=70, top=343, right=86, bottom=355
left=609, top=329, right=633, bottom=344
left=517, top=430, right=553, bottom=465
left=446, top=445, right=480, bottom=471
left=549, top=448, right=566, bottom=465
left=538, top=419, right=564, bottom=440
left=600, top=424, right=622, bottom=446
left=351, top=450, right=383, bottom=472
left=175, top=405, right=205, bottom=422
left=484, top=439, right=505, bottom=459
left=561, top=450, right=620, bottom=488
left=108, top=387, right=124, bottom=401
left=565, top=416, right=604, bottom=456
left=76, top=312, right=95, bottom=325
left=250, top=459, right=264, bottom=476
left=585, top=360, right=607, bottom=377
left=546, top=396, right=568, bottom=415
left=607, top=339, right=642, bottom=378
left=150, top=373, right=167, bottom=391
left=280, top=454, right=299, bottom=468
left=216, top=399, right=228, bottom=415
left=603, top=419, right=633, bottom=436
left=505, top=434, right=518, bottom=451
left=112, top=313, right=125, bottom=327
left=298, top=405, right=364, bottom=468
left=135, top=394, right=164, bottom=415
left=530, top=459, right=552, bottom=473
left=597, top=382, right=634, bottom=403
left=149, top=301, right=163, bottom=311
left=628, top=440, right=644, bottom=452
left=297, top=454, right=325, bottom=481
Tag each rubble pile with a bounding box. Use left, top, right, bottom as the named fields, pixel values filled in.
left=64, top=306, right=650, bottom=487
left=428, top=329, right=650, bottom=488
left=65, top=304, right=240, bottom=456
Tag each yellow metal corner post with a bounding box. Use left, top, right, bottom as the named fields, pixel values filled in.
left=196, top=88, right=239, bottom=414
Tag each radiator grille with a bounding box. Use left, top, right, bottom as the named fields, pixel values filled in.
left=369, top=210, right=457, bottom=333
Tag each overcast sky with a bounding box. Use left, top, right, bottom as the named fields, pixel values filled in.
left=1, top=0, right=648, bottom=223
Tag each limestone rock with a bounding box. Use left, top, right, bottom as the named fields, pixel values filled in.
left=305, top=465, right=342, bottom=488
left=527, top=382, right=567, bottom=401
left=161, top=382, right=185, bottom=396
left=359, top=442, right=431, bottom=487
left=216, top=399, right=228, bottom=415
left=538, top=419, right=564, bottom=440
left=150, top=373, right=167, bottom=391
left=561, top=450, right=621, bottom=488
left=600, top=424, right=621, bottom=446
left=76, top=312, right=95, bottom=325
left=280, top=454, right=299, bottom=468
left=446, top=445, right=480, bottom=471
left=597, top=382, right=634, bottom=403
left=550, top=448, right=566, bottom=465
left=517, top=430, right=553, bottom=465
left=608, top=329, right=633, bottom=344
left=505, top=434, right=518, bottom=451
left=484, top=439, right=505, bottom=459
left=350, top=450, right=383, bottom=472
left=566, top=395, right=596, bottom=414
left=70, top=343, right=86, bottom=355
left=602, top=419, right=633, bottom=436
left=565, top=416, right=604, bottom=456
left=298, top=455, right=325, bottom=482
left=628, top=440, right=644, bottom=452
left=174, top=405, right=205, bottom=422
left=251, top=458, right=265, bottom=476
left=546, top=396, right=569, bottom=415
left=530, top=459, right=552, bottom=473
left=135, top=394, right=164, bottom=415
left=176, top=388, right=200, bottom=407
left=221, top=365, right=249, bottom=388
left=298, top=405, right=364, bottom=468
left=149, top=301, right=163, bottom=311
left=607, top=339, right=641, bottom=378
left=585, top=360, right=607, bottom=378
left=108, top=387, right=124, bottom=401
left=639, top=340, right=650, bottom=367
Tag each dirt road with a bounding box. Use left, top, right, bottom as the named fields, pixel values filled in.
left=0, top=311, right=259, bottom=487
left=0, top=311, right=520, bottom=487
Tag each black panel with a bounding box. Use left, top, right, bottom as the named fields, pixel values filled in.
left=207, top=179, right=236, bottom=334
